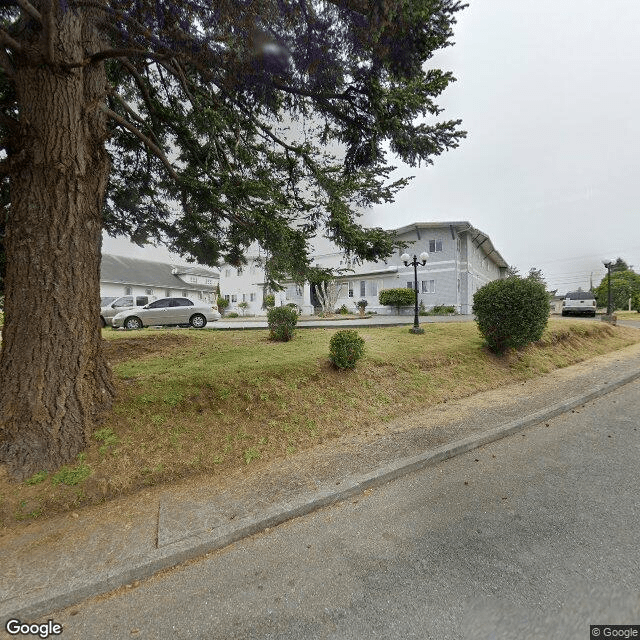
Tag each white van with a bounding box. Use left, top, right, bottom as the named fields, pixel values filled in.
left=561, top=291, right=596, bottom=317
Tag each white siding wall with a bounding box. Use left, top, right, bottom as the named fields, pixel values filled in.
left=216, top=225, right=504, bottom=316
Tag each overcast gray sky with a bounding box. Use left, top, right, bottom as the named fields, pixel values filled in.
left=104, top=0, right=640, bottom=293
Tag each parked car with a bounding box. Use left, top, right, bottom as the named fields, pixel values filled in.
left=111, top=297, right=220, bottom=329
left=561, top=291, right=597, bottom=317
left=100, top=295, right=155, bottom=327
left=101, top=296, right=118, bottom=307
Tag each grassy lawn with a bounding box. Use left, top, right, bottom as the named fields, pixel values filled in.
left=1, top=319, right=639, bottom=527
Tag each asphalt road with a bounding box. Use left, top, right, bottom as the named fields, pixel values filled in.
left=27, top=378, right=640, bottom=640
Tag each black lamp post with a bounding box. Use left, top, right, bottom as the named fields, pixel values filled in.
left=603, top=260, right=613, bottom=315
left=401, top=251, right=429, bottom=334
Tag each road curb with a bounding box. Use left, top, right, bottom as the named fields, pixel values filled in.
left=7, top=368, right=640, bottom=622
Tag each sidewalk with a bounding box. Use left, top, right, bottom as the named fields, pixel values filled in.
left=2, top=341, right=640, bottom=622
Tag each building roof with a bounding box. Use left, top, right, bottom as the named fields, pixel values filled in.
left=101, top=254, right=219, bottom=291
left=392, top=221, right=509, bottom=269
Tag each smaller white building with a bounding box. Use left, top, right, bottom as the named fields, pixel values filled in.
left=100, top=254, right=219, bottom=303
left=218, top=221, right=508, bottom=316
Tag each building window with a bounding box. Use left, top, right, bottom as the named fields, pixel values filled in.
left=182, top=290, right=188, bottom=297
left=407, top=281, right=413, bottom=289
left=250, top=293, right=256, bottom=302
left=124, top=286, right=132, bottom=295
left=242, top=293, right=246, bottom=302
left=189, top=276, right=197, bottom=283
left=367, top=281, right=378, bottom=296
left=422, top=280, right=435, bottom=293
left=457, top=237, right=462, bottom=253
left=145, top=288, right=153, bottom=295
left=360, top=281, right=366, bottom=297
left=165, top=290, right=171, bottom=297
left=224, top=295, right=230, bottom=302
left=236, top=267, right=243, bottom=276
left=231, top=294, right=237, bottom=302
left=348, top=282, right=354, bottom=298
left=429, top=239, right=443, bottom=253
left=206, top=278, right=212, bottom=285
left=457, top=277, right=461, bottom=292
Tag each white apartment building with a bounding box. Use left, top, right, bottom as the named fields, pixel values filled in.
left=218, top=221, right=508, bottom=315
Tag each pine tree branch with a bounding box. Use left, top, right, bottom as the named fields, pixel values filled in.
left=0, top=29, right=22, bottom=53
left=16, top=0, right=42, bottom=23
left=100, top=105, right=180, bottom=182
left=119, top=57, right=161, bottom=131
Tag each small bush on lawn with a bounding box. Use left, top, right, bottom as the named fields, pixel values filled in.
left=338, top=304, right=349, bottom=315
left=227, top=312, right=239, bottom=318
left=473, top=276, right=549, bottom=353
left=329, top=329, right=365, bottom=369
left=268, top=306, right=298, bottom=341
left=356, top=299, right=368, bottom=315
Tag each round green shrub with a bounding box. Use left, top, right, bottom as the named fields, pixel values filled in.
left=267, top=306, right=298, bottom=341
left=472, top=276, right=550, bottom=353
left=329, top=329, right=365, bottom=369
left=263, top=293, right=276, bottom=309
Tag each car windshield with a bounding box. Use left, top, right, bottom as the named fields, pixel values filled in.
left=101, top=296, right=117, bottom=306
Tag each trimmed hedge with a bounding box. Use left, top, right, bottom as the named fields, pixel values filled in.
left=379, top=288, right=415, bottom=314
left=267, top=306, right=298, bottom=341
left=329, top=329, right=365, bottom=369
left=472, top=277, right=549, bottom=353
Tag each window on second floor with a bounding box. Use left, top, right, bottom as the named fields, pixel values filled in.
left=429, top=239, right=443, bottom=253
left=231, top=294, right=237, bottom=302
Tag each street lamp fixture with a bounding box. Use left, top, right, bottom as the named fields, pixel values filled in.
left=603, top=260, right=613, bottom=316
left=401, top=251, right=429, bottom=334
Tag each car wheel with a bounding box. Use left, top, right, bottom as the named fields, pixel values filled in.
left=189, top=313, right=207, bottom=328
left=124, top=316, right=143, bottom=330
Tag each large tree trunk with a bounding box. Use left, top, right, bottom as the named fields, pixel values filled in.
left=0, top=9, right=115, bottom=480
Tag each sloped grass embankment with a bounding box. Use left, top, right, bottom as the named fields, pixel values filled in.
left=1, top=320, right=639, bottom=527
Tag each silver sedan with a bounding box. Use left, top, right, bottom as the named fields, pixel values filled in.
left=111, top=297, right=220, bottom=329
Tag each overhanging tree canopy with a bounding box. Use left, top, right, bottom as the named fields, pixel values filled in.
left=0, top=0, right=466, bottom=479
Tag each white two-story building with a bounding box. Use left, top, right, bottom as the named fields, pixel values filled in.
left=218, top=221, right=508, bottom=316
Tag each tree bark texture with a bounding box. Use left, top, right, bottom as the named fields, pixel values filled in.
left=0, top=9, right=115, bottom=480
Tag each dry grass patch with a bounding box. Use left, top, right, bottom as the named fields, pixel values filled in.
left=1, top=320, right=639, bottom=528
